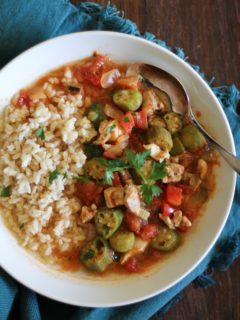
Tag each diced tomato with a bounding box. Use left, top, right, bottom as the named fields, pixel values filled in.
left=17, top=92, right=30, bottom=107
left=123, top=257, right=138, bottom=273
left=133, top=109, right=148, bottom=130
left=124, top=211, right=143, bottom=234
left=165, top=185, right=183, bottom=207
left=128, top=130, right=145, bottom=152
left=112, top=172, right=122, bottom=188
left=162, top=202, right=175, bottom=216
left=119, top=112, right=135, bottom=135
left=140, top=223, right=159, bottom=241
left=75, top=181, right=103, bottom=206
left=147, top=196, right=162, bottom=214
left=177, top=225, right=188, bottom=233
left=74, top=55, right=105, bottom=87
left=103, top=150, right=116, bottom=159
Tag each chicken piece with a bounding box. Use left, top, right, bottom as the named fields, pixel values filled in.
left=182, top=172, right=202, bottom=191
left=104, top=103, right=124, bottom=121
left=121, top=237, right=149, bottom=264
left=104, top=187, right=124, bottom=208
left=120, top=170, right=133, bottom=185
left=94, top=119, right=123, bottom=146
left=159, top=209, right=192, bottom=229
left=100, top=69, right=121, bottom=88
left=124, top=184, right=141, bottom=215
left=181, top=216, right=192, bottom=227
left=172, top=210, right=183, bottom=227
left=197, top=159, right=208, bottom=180
left=80, top=204, right=97, bottom=223
left=143, top=143, right=170, bottom=163
left=159, top=214, right=175, bottom=229
left=162, top=163, right=184, bottom=183
left=29, top=86, right=46, bottom=101
left=142, top=90, right=165, bottom=117
left=102, top=134, right=129, bottom=157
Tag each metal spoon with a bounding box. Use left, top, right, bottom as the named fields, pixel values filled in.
left=139, top=64, right=240, bottom=174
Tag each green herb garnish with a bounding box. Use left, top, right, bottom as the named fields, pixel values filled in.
left=0, top=186, right=11, bottom=197
left=74, top=175, right=89, bottom=183
left=95, top=157, right=128, bottom=185
left=106, top=124, right=116, bottom=134
left=140, top=184, right=162, bottom=205
left=49, top=169, right=61, bottom=184
left=125, top=150, right=166, bottom=204
left=123, top=116, right=130, bottom=123
left=125, top=149, right=151, bottom=173
left=150, top=161, right=167, bottom=181
left=35, top=127, right=45, bottom=140
left=95, top=149, right=166, bottom=205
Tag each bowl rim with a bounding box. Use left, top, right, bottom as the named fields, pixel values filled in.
left=0, top=30, right=237, bottom=307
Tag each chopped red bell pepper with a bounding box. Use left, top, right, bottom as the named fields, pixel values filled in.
left=165, top=185, right=183, bottom=207
left=112, top=172, right=122, bottom=187
left=162, top=202, right=175, bottom=216
left=75, top=180, right=103, bottom=206
left=140, top=223, right=159, bottom=241
left=133, top=109, right=148, bottom=129
left=119, top=112, right=135, bottom=135
left=17, top=92, right=30, bottom=107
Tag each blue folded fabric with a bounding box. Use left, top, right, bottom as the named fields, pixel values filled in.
left=0, top=1, right=239, bottom=319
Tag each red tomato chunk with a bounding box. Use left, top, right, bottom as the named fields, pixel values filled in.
left=17, top=93, right=30, bottom=107
left=75, top=181, right=103, bottom=206
left=75, top=54, right=105, bottom=87
left=165, top=185, right=183, bottom=207
left=124, top=211, right=143, bottom=234
left=123, top=257, right=138, bottom=273
left=140, top=223, right=159, bottom=241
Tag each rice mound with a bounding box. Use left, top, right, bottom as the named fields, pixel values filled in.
left=0, top=68, right=96, bottom=263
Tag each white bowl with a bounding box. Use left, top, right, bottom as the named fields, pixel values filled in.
left=0, top=31, right=236, bottom=307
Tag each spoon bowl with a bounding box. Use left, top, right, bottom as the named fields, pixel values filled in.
left=139, top=64, right=240, bottom=174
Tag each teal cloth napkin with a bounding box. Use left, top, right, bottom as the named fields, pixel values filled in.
left=0, top=1, right=239, bottom=319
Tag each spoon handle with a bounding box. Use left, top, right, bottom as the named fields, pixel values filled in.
left=191, top=113, right=240, bottom=175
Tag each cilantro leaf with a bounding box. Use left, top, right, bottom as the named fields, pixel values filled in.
left=35, top=127, right=45, bottom=140
left=74, top=175, right=89, bottom=183
left=0, top=185, right=11, bottom=197
left=95, top=157, right=128, bottom=185
left=104, top=170, right=114, bottom=185
left=49, top=169, right=61, bottom=184
left=140, top=184, right=162, bottom=205
left=95, top=157, right=127, bottom=171
left=123, top=116, right=130, bottom=123
left=125, top=149, right=151, bottom=170
left=106, top=124, right=116, bottom=134
left=150, top=160, right=167, bottom=181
